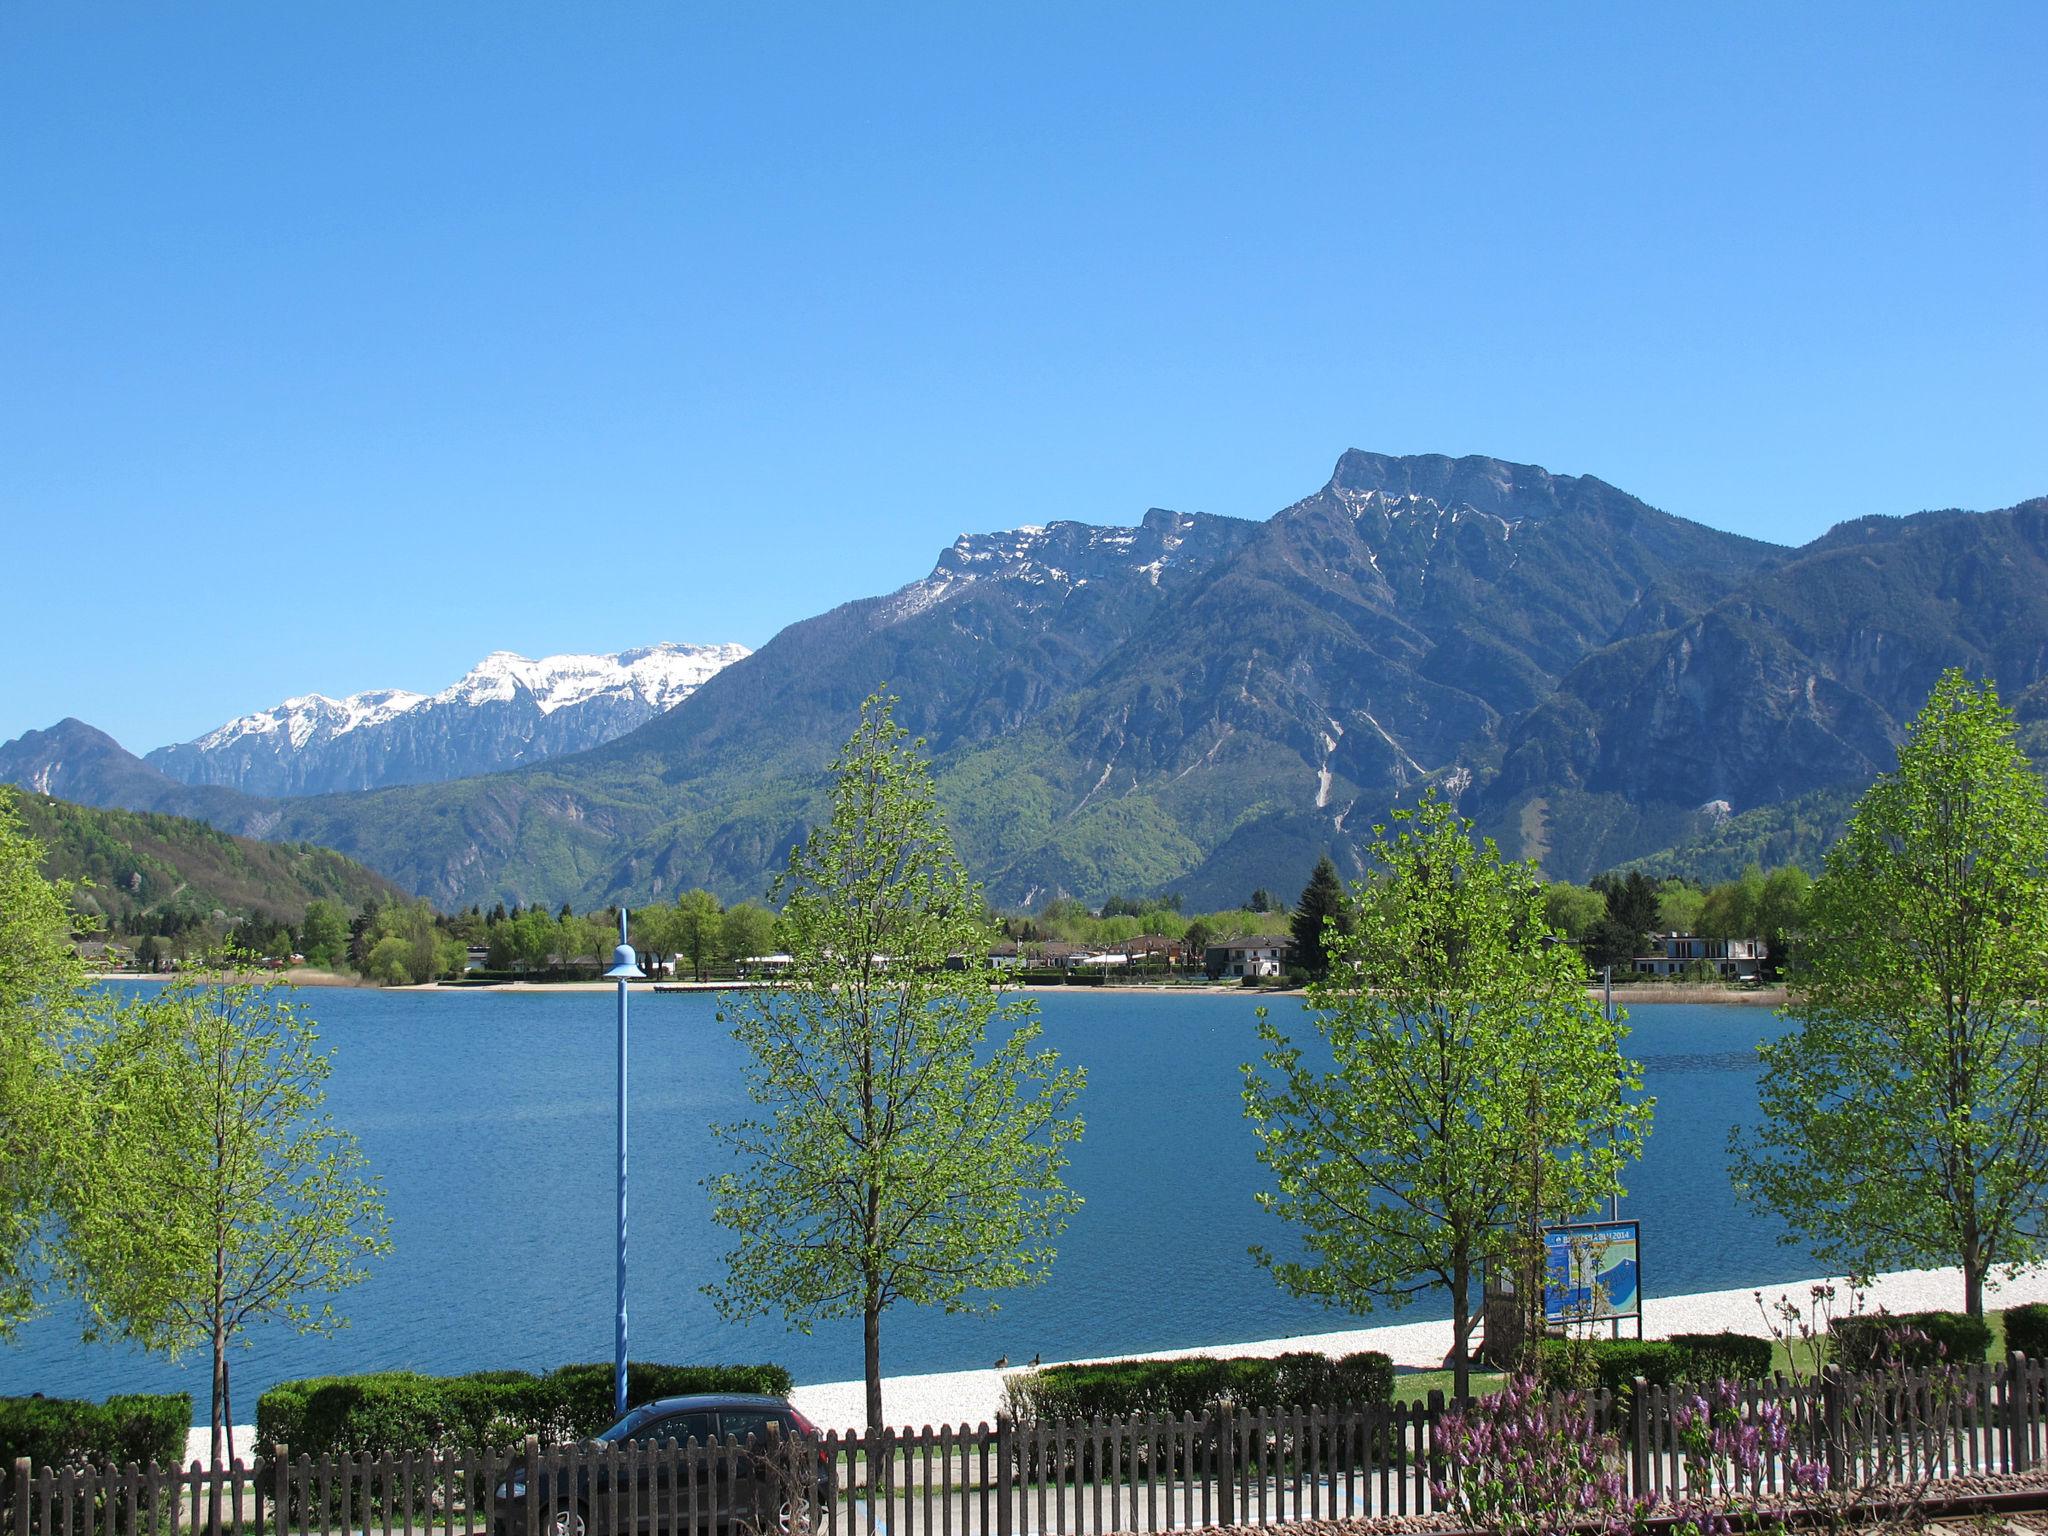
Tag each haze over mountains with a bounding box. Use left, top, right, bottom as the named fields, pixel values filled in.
left=5, top=451, right=2043, bottom=910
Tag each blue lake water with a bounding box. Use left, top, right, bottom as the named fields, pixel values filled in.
left=0, top=986, right=1803, bottom=1415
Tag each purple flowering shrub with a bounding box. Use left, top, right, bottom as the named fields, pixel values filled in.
left=1431, top=1372, right=1653, bottom=1536
left=1669, top=1379, right=1827, bottom=1535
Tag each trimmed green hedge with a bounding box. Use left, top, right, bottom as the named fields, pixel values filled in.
left=1538, top=1333, right=1774, bottom=1403
left=0, top=1394, right=190, bottom=1480
left=2004, top=1303, right=2048, bottom=1361
left=1831, top=1312, right=1992, bottom=1371
left=256, top=1362, right=793, bottom=1458
left=1003, top=1351, right=1394, bottom=1424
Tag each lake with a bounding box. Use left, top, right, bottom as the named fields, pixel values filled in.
left=0, top=985, right=1802, bottom=1413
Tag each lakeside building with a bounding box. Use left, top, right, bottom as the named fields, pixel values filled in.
left=1204, top=936, right=1290, bottom=980
left=1632, top=933, right=1767, bottom=981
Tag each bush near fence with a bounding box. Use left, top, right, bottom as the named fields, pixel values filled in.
left=1832, top=1311, right=1993, bottom=1371
left=255, top=1361, right=792, bottom=1458
left=1003, top=1350, right=1394, bottom=1425
left=0, top=1394, right=189, bottom=1487
left=2003, top=1303, right=2048, bottom=1361
left=1537, top=1332, right=1774, bottom=1408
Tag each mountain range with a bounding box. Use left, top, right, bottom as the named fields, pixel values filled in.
left=140, top=642, right=749, bottom=795
left=4, top=450, right=2043, bottom=911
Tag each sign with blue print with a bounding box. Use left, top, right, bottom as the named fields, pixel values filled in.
left=1543, top=1220, right=1641, bottom=1323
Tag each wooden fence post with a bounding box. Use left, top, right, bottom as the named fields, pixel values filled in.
left=12, top=1457, right=28, bottom=1536
left=1214, top=1410, right=1234, bottom=1530
left=524, top=1436, right=540, bottom=1536
left=2011, top=1355, right=2031, bottom=1475
left=272, top=1444, right=289, bottom=1536
left=994, top=1416, right=1013, bottom=1536
left=1821, top=1370, right=1846, bottom=1491
left=1630, top=1378, right=1649, bottom=1498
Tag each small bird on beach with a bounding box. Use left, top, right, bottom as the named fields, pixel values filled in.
left=994, top=1356, right=1009, bottom=1369
left=1029, top=1353, right=1041, bottom=1367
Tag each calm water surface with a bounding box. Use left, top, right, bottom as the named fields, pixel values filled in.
left=0, top=986, right=1802, bottom=1413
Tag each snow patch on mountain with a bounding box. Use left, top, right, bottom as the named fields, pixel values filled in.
left=192, top=644, right=748, bottom=751
left=880, top=509, right=1213, bottom=624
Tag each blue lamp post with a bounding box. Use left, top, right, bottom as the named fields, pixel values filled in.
left=604, top=909, right=645, bottom=1416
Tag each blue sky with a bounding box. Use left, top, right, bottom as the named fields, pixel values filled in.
left=3, top=2, right=2043, bottom=751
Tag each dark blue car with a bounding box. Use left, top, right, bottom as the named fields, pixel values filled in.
left=495, top=1394, right=833, bottom=1536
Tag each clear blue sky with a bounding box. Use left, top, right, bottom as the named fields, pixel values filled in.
left=3, top=3, right=2043, bottom=751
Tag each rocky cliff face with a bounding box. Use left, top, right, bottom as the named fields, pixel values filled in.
left=142, top=642, right=750, bottom=795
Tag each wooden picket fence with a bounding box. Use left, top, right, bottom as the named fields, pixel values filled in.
left=9, top=1356, right=2045, bottom=1536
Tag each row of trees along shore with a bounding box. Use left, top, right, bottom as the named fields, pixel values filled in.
left=4, top=669, right=2046, bottom=1441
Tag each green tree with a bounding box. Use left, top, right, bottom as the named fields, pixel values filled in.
left=719, top=902, right=776, bottom=965
left=1542, top=882, right=1607, bottom=945
left=706, top=693, right=1085, bottom=1433
left=60, top=964, right=390, bottom=1466
left=673, top=890, right=724, bottom=980
left=0, top=789, right=86, bottom=1334
left=1289, top=854, right=1349, bottom=980
left=1730, top=671, right=2048, bottom=1317
left=298, top=900, right=349, bottom=969
left=1243, top=793, right=1652, bottom=1397
left=1656, top=883, right=1705, bottom=935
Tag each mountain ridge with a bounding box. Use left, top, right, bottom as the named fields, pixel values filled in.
left=5, top=451, right=2042, bottom=910
left=142, top=641, right=750, bottom=796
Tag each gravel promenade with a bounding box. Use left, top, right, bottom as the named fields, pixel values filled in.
left=784, top=1263, right=2048, bottom=1432
left=180, top=1262, right=2048, bottom=1463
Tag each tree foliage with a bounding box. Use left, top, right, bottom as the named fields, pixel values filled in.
left=1731, top=670, right=2048, bottom=1316
left=1243, top=792, right=1652, bottom=1396
left=59, top=964, right=391, bottom=1466
left=706, top=693, right=1084, bottom=1433
left=0, top=788, right=86, bottom=1335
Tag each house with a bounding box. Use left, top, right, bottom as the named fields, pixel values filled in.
left=1204, top=936, right=1290, bottom=980
left=1119, top=935, right=1186, bottom=968
left=1632, top=933, right=1767, bottom=981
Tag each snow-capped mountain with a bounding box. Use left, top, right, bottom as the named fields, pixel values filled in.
left=144, top=642, right=750, bottom=796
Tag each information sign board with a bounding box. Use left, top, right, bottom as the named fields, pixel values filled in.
left=1542, top=1219, right=1642, bottom=1324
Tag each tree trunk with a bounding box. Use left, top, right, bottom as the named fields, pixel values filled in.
left=863, top=1296, right=882, bottom=1435
left=1963, top=1249, right=1984, bottom=1319
left=1452, top=1248, right=1471, bottom=1401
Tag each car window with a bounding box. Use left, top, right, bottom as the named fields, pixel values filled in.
left=636, top=1410, right=715, bottom=1446
left=716, top=1408, right=783, bottom=1446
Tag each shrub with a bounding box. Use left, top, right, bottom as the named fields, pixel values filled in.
left=1831, top=1311, right=1991, bottom=1371
left=1536, top=1332, right=1774, bottom=1416
left=1664, top=1331, right=1774, bottom=1380
left=1002, top=1350, right=1392, bottom=1425
left=0, top=1393, right=190, bottom=1480
left=256, top=1362, right=793, bottom=1459
left=2002, top=1303, right=2048, bottom=1361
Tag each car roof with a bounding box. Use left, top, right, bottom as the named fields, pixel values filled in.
left=632, top=1393, right=790, bottom=1420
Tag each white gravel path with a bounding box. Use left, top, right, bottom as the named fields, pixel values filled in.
left=181, top=1262, right=2048, bottom=1463
left=783, top=1263, right=2048, bottom=1432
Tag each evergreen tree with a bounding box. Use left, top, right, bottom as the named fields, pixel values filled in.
left=1289, top=855, right=1348, bottom=980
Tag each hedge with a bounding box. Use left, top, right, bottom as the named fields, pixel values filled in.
left=0, top=1394, right=190, bottom=1482
left=1537, top=1333, right=1774, bottom=1405
left=256, top=1362, right=793, bottom=1458
left=1831, top=1312, right=1992, bottom=1371
left=1002, top=1351, right=1393, bottom=1425
left=2004, top=1303, right=2048, bottom=1361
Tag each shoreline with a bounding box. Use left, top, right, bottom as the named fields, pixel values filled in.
left=103, top=974, right=1789, bottom=1006
left=182, top=1261, right=2048, bottom=1460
